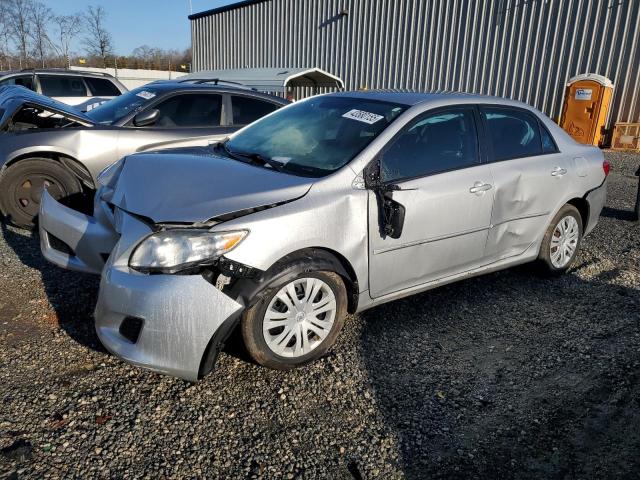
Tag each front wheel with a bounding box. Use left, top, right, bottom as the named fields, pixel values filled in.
left=0, top=158, right=82, bottom=229
left=241, top=271, right=347, bottom=370
left=537, top=204, right=583, bottom=274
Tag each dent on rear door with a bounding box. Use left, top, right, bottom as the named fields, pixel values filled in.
left=486, top=154, right=570, bottom=262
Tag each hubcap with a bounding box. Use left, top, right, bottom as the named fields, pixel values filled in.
left=550, top=215, right=580, bottom=268
left=13, top=175, right=64, bottom=217
left=263, top=277, right=337, bottom=358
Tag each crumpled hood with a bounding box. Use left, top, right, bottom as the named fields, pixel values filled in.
left=110, top=149, right=314, bottom=224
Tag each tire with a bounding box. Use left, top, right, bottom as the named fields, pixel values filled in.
left=0, top=158, right=82, bottom=229
left=241, top=270, right=347, bottom=370
left=537, top=204, right=583, bottom=275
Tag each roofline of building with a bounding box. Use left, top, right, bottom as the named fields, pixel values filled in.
left=188, top=0, right=266, bottom=20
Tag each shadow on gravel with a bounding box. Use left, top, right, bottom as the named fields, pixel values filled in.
left=1, top=223, right=103, bottom=353
left=600, top=206, right=638, bottom=222
left=360, top=266, right=640, bottom=479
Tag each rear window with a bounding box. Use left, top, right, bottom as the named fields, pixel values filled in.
left=0, top=75, right=35, bottom=90
left=231, top=96, right=279, bottom=125
left=482, top=107, right=543, bottom=161
left=39, top=75, right=87, bottom=97
left=540, top=124, right=559, bottom=153
left=85, top=77, right=121, bottom=96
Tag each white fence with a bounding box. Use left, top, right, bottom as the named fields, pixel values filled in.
left=69, top=66, right=188, bottom=90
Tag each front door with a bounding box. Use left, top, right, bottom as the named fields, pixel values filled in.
left=368, top=106, right=495, bottom=298
left=117, top=93, right=234, bottom=156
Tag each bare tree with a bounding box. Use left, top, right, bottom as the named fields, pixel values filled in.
left=0, top=0, right=13, bottom=69
left=52, top=14, right=82, bottom=68
left=83, top=5, right=113, bottom=67
left=6, top=0, right=33, bottom=68
left=132, top=44, right=155, bottom=69
left=29, top=1, right=52, bottom=68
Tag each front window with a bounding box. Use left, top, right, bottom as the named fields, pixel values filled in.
left=86, top=87, right=160, bottom=124
left=153, top=93, right=222, bottom=127
left=224, top=96, right=406, bottom=177
left=381, top=108, right=479, bottom=182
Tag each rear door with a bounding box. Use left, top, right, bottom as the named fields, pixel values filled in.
left=480, top=105, right=570, bottom=262
left=368, top=106, right=495, bottom=298
left=116, top=92, right=236, bottom=156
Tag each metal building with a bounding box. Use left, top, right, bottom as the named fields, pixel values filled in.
left=190, top=0, right=640, bottom=128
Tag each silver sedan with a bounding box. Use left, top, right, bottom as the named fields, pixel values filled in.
left=39, top=91, right=608, bottom=381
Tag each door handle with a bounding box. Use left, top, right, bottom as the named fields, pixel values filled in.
left=469, top=181, right=493, bottom=194
left=551, top=167, right=567, bottom=177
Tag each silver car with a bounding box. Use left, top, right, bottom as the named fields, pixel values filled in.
left=39, top=91, right=608, bottom=381
left=0, top=84, right=288, bottom=227
left=0, top=69, right=127, bottom=111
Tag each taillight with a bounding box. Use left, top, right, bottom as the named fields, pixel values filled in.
left=602, top=160, right=610, bottom=176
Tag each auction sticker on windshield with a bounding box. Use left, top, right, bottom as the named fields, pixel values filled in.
left=342, top=109, right=384, bottom=124
left=136, top=91, right=156, bottom=100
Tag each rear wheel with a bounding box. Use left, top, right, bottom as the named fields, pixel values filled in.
left=241, top=270, right=347, bottom=370
left=537, top=204, right=583, bottom=274
left=0, top=158, right=82, bottom=229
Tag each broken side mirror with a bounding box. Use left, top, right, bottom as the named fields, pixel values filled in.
left=363, top=157, right=382, bottom=189
left=364, top=157, right=406, bottom=239
left=133, top=108, right=160, bottom=127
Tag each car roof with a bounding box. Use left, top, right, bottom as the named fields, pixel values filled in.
left=0, top=68, right=117, bottom=79
left=328, top=90, right=536, bottom=110
left=137, top=81, right=290, bottom=103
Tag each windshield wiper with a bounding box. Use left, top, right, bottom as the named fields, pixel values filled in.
left=217, top=143, right=286, bottom=172
left=214, top=140, right=249, bottom=163
left=241, top=152, right=286, bottom=172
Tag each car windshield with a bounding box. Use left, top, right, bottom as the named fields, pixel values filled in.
left=86, top=87, right=160, bottom=124
left=223, top=96, right=407, bottom=177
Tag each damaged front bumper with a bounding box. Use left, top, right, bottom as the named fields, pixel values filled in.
left=39, top=189, right=119, bottom=274
left=39, top=192, right=244, bottom=381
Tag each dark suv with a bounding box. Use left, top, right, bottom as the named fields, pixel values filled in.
left=0, top=82, right=289, bottom=227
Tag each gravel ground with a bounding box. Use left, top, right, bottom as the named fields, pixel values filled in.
left=0, top=151, right=638, bottom=479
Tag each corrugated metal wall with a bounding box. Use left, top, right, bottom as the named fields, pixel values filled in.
left=191, top=0, right=640, bottom=125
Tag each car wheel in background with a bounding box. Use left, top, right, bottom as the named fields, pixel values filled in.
left=537, top=204, right=583, bottom=275
left=0, top=158, right=82, bottom=229
left=241, top=271, right=347, bottom=370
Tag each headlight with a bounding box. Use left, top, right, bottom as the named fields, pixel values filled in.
left=97, top=158, right=125, bottom=188
left=129, top=229, right=248, bottom=273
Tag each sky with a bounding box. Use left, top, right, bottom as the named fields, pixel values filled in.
left=42, top=0, right=237, bottom=55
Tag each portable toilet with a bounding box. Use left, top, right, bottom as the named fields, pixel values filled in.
left=560, top=74, right=614, bottom=146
